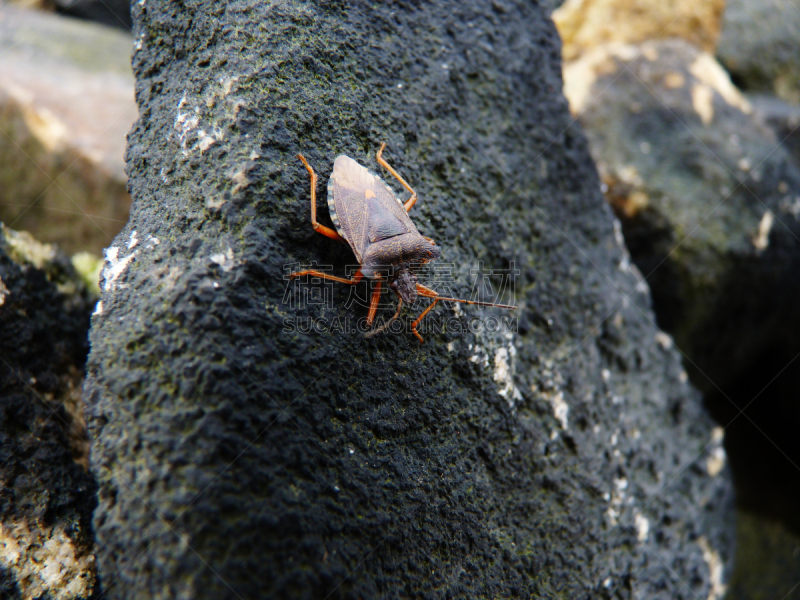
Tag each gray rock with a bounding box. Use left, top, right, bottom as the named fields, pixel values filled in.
left=717, top=0, right=800, bottom=104
left=85, top=2, right=734, bottom=598
left=748, top=93, right=800, bottom=166
left=570, top=37, right=800, bottom=542
left=0, top=225, right=98, bottom=599
left=0, top=5, right=136, bottom=255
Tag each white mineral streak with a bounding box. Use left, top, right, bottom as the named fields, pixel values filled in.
left=0, top=521, right=95, bottom=600
left=605, top=477, right=628, bottom=526
left=706, top=426, right=726, bottom=477
left=634, top=511, right=650, bottom=542
left=698, top=536, right=727, bottom=600
left=210, top=247, right=235, bottom=272
left=468, top=344, right=489, bottom=368
left=692, top=82, right=715, bottom=124
left=101, top=246, right=136, bottom=292
left=550, top=391, right=569, bottom=430
left=688, top=52, right=751, bottom=115
left=174, top=93, right=225, bottom=156
left=752, top=210, right=774, bottom=252
left=654, top=331, right=673, bottom=350
left=493, top=346, right=522, bottom=407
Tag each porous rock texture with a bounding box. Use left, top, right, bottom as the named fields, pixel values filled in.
left=0, top=225, right=98, bottom=599
left=85, top=1, right=734, bottom=598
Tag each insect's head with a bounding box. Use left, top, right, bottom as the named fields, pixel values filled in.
left=390, top=270, right=419, bottom=303
left=387, top=237, right=441, bottom=303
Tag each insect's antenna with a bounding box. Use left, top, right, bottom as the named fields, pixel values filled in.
left=415, top=284, right=516, bottom=310
left=433, top=296, right=516, bottom=310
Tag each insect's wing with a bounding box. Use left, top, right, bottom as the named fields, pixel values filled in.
left=329, top=155, right=418, bottom=262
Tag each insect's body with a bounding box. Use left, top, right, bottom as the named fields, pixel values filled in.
left=326, top=155, right=440, bottom=301
left=291, top=143, right=515, bottom=343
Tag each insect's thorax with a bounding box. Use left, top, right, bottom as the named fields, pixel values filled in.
left=361, top=233, right=441, bottom=278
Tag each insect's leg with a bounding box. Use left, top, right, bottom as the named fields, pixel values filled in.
left=297, top=153, right=344, bottom=241
left=289, top=269, right=359, bottom=285
left=415, top=283, right=438, bottom=298
left=365, top=295, right=403, bottom=338
left=376, top=142, right=418, bottom=212
left=367, top=279, right=382, bottom=325
left=411, top=298, right=440, bottom=344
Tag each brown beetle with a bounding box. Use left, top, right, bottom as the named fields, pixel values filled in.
left=290, top=143, right=516, bottom=343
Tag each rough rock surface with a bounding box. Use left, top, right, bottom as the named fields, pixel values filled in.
left=553, top=0, right=725, bottom=61
left=0, top=225, right=98, bottom=599
left=567, top=34, right=800, bottom=553
left=0, top=6, right=136, bottom=255
left=85, top=2, right=734, bottom=598
left=717, top=0, right=800, bottom=104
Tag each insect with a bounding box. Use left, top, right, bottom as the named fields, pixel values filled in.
left=290, top=143, right=516, bottom=343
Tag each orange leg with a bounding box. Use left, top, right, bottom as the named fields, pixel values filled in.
left=376, top=142, right=418, bottom=212
left=289, top=268, right=363, bottom=285
left=415, top=283, right=438, bottom=298
left=365, top=295, right=404, bottom=339
left=367, top=280, right=382, bottom=325
left=297, top=153, right=344, bottom=241
left=411, top=299, right=440, bottom=344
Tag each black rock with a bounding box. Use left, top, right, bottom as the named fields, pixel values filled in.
left=571, top=38, right=800, bottom=535
left=53, top=0, right=132, bottom=31
left=85, top=3, right=734, bottom=599
left=0, top=225, right=98, bottom=598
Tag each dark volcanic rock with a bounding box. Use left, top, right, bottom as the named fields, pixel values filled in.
left=85, top=2, right=734, bottom=599
left=0, top=225, right=97, bottom=598
left=568, top=38, right=800, bottom=536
